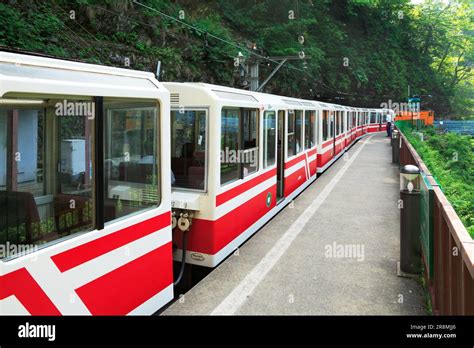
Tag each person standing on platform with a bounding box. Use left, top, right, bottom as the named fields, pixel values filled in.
left=386, top=112, right=392, bottom=137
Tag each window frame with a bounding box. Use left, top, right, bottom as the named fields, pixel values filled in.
left=322, top=110, right=329, bottom=141
left=170, top=107, right=209, bottom=193
left=287, top=109, right=296, bottom=158
left=102, top=99, right=162, bottom=226
left=329, top=111, right=335, bottom=138
left=0, top=96, right=163, bottom=261
left=0, top=98, right=97, bottom=259
left=287, top=109, right=303, bottom=158
left=294, top=110, right=303, bottom=155
left=370, top=112, right=377, bottom=124
left=304, top=110, right=316, bottom=150
left=220, top=106, right=260, bottom=187
left=241, top=108, right=259, bottom=177
left=263, top=110, right=276, bottom=169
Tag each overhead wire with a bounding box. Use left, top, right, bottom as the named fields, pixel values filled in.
left=85, top=1, right=338, bottom=96
left=48, top=1, right=386, bottom=105
left=47, top=3, right=113, bottom=64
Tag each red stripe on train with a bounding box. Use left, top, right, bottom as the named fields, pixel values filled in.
left=284, top=166, right=307, bottom=197
left=322, top=140, right=333, bottom=149
left=175, top=185, right=277, bottom=255
left=318, top=149, right=334, bottom=169
left=75, top=242, right=173, bottom=315
left=285, top=153, right=307, bottom=169
left=0, top=268, right=61, bottom=315
left=216, top=169, right=276, bottom=207
left=51, top=212, right=171, bottom=273
left=175, top=150, right=318, bottom=256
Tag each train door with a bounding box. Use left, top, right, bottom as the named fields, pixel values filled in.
left=276, top=110, right=285, bottom=202
left=352, top=112, right=356, bottom=141
left=331, top=111, right=336, bottom=157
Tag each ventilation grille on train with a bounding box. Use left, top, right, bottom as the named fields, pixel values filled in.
left=170, top=93, right=180, bottom=105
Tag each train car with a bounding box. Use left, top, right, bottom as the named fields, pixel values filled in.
left=1, top=52, right=396, bottom=316
left=164, top=82, right=321, bottom=268
left=367, top=109, right=381, bottom=133
left=343, top=106, right=353, bottom=148
left=368, top=109, right=396, bottom=133
left=0, top=52, right=173, bottom=315
left=316, top=102, right=351, bottom=173
left=355, top=109, right=364, bottom=138
left=333, top=104, right=346, bottom=158
left=363, top=109, right=370, bottom=135
left=348, top=107, right=358, bottom=144
left=165, top=83, right=393, bottom=269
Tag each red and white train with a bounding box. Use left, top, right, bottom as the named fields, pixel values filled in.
left=0, top=52, right=393, bottom=315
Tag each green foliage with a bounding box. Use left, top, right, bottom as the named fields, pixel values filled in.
left=0, top=3, right=65, bottom=56
left=404, top=125, right=474, bottom=237
left=0, top=0, right=472, bottom=116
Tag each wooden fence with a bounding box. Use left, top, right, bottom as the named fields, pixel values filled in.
left=398, top=132, right=474, bottom=315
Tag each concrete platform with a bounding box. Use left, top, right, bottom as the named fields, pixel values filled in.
left=163, top=133, right=426, bottom=315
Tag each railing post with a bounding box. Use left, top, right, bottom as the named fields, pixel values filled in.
left=442, top=217, right=450, bottom=314
left=449, top=233, right=462, bottom=314
left=433, top=198, right=441, bottom=314
left=462, top=264, right=474, bottom=314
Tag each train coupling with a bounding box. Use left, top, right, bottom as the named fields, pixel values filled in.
left=174, top=210, right=194, bottom=232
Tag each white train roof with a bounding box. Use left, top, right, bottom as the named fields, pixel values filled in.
left=164, top=82, right=352, bottom=111
left=0, top=52, right=166, bottom=99
left=164, top=82, right=391, bottom=114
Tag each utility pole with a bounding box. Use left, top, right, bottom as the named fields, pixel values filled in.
left=249, top=61, right=259, bottom=92
left=245, top=55, right=311, bottom=92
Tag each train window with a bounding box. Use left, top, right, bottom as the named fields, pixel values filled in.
left=263, top=111, right=276, bottom=168
left=242, top=109, right=258, bottom=177
left=221, top=108, right=240, bottom=185
left=304, top=110, right=315, bottom=149
left=171, top=110, right=207, bottom=191
left=0, top=112, right=7, bottom=193
left=342, top=112, right=345, bottom=132
left=0, top=97, right=94, bottom=259
left=287, top=110, right=302, bottom=157
left=335, top=111, right=340, bottom=136
left=287, top=110, right=303, bottom=157
left=340, top=111, right=343, bottom=135
left=341, top=112, right=344, bottom=133
left=103, top=100, right=160, bottom=224
left=220, top=107, right=259, bottom=185
left=294, top=110, right=303, bottom=154
left=316, top=110, right=320, bottom=145
left=370, top=112, right=377, bottom=124
left=322, top=110, right=329, bottom=141
left=329, top=112, right=335, bottom=138
left=287, top=110, right=295, bottom=157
